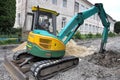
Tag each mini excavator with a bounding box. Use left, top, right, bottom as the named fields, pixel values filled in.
left=4, top=3, right=110, bottom=80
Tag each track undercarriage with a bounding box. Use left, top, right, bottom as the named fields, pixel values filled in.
left=4, top=50, right=79, bottom=80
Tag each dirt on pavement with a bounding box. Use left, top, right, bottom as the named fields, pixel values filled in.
left=88, top=50, right=120, bottom=68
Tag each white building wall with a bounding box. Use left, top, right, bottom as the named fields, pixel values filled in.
left=27, top=0, right=75, bottom=31
left=108, top=16, right=116, bottom=32
left=14, top=0, right=27, bottom=28
left=14, top=0, right=116, bottom=34
left=14, top=0, right=20, bottom=28
left=78, top=0, right=104, bottom=34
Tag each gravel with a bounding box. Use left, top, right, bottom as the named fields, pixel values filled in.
left=0, top=44, right=18, bottom=80
left=0, top=36, right=120, bottom=80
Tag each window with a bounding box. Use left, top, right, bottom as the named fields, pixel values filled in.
left=94, top=26, right=97, bottom=33
left=80, top=4, right=85, bottom=11
left=26, top=14, right=33, bottom=30
left=42, top=0, right=48, bottom=2
left=89, top=24, right=91, bottom=33
left=96, top=14, right=100, bottom=21
left=18, top=0, right=21, bottom=3
left=63, top=0, right=67, bottom=7
left=91, top=25, right=93, bottom=33
left=62, top=17, right=66, bottom=28
left=52, top=0, right=57, bottom=5
left=96, top=26, right=98, bottom=33
left=18, top=13, right=20, bottom=26
left=85, top=23, right=88, bottom=33
left=93, top=25, right=95, bottom=33
left=74, top=2, right=79, bottom=12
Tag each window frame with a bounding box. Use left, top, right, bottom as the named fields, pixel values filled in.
left=74, top=2, right=79, bottom=13
left=61, top=17, right=66, bottom=28
left=52, top=0, right=57, bottom=5
left=63, top=0, right=67, bottom=7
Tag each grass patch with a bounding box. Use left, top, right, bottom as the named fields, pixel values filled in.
left=108, top=32, right=116, bottom=37
left=73, top=32, right=97, bottom=40
left=95, top=33, right=102, bottom=38
left=0, top=34, right=18, bottom=38
left=0, top=38, right=20, bottom=45
left=73, top=31, right=82, bottom=39
left=73, top=31, right=116, bottom=40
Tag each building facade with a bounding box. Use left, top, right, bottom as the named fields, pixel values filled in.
left=14, top=0, right=116, bottom=34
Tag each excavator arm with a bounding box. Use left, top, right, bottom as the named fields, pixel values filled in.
left=58, top=3, right=110, bottom=53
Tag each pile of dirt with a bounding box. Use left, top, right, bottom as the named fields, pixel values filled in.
left=88, top=50, right=120, bottom=68
left=65, top=40, right=96, bottom=57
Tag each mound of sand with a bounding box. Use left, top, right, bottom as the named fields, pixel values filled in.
left=65, top=39, right=96, bottom=57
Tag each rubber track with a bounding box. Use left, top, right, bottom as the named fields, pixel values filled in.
left=30, top=56, right=79, bottom=80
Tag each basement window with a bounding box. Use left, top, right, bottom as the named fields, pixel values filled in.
left=63, top=0, right=67, bottom=7
left=52, top=0, right=57, bottom=5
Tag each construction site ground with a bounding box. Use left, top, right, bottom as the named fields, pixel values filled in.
left=0, top=36, right=120, bottom=80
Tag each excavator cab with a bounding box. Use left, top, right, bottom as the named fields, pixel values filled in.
left=22, top=6, right=58, bottom=40
left=31, top=6, right=59, bottom=35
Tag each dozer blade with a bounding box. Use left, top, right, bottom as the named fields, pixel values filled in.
left=3, top=55, right=29, bottom=80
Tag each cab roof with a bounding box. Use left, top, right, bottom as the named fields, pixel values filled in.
left=32, top=6, right=59, bottom=16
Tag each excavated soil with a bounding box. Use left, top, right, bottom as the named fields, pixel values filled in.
left=88, top=50, right=120, bottom=68
left=65, top=39, right=95, bottom=57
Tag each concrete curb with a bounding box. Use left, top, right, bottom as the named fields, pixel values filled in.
left=0, top=44, right=19, bottom=49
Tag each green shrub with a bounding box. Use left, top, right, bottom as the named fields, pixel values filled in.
left=108, top=32, right=115, bottom=37
left=0, top=28, right=22, bottom=38
left=0, top=38, right=18, bottom=45
left=73, top=31, right=116, bottom=40
left=74, top=31, right=81, bottom=39
left=95, top=33, right=102, bottom=38
left=87, top=32, right=93, bottom=38
left=114, top=21, right=120, bottom=34
left=0, top=41, right=5, bottom=45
